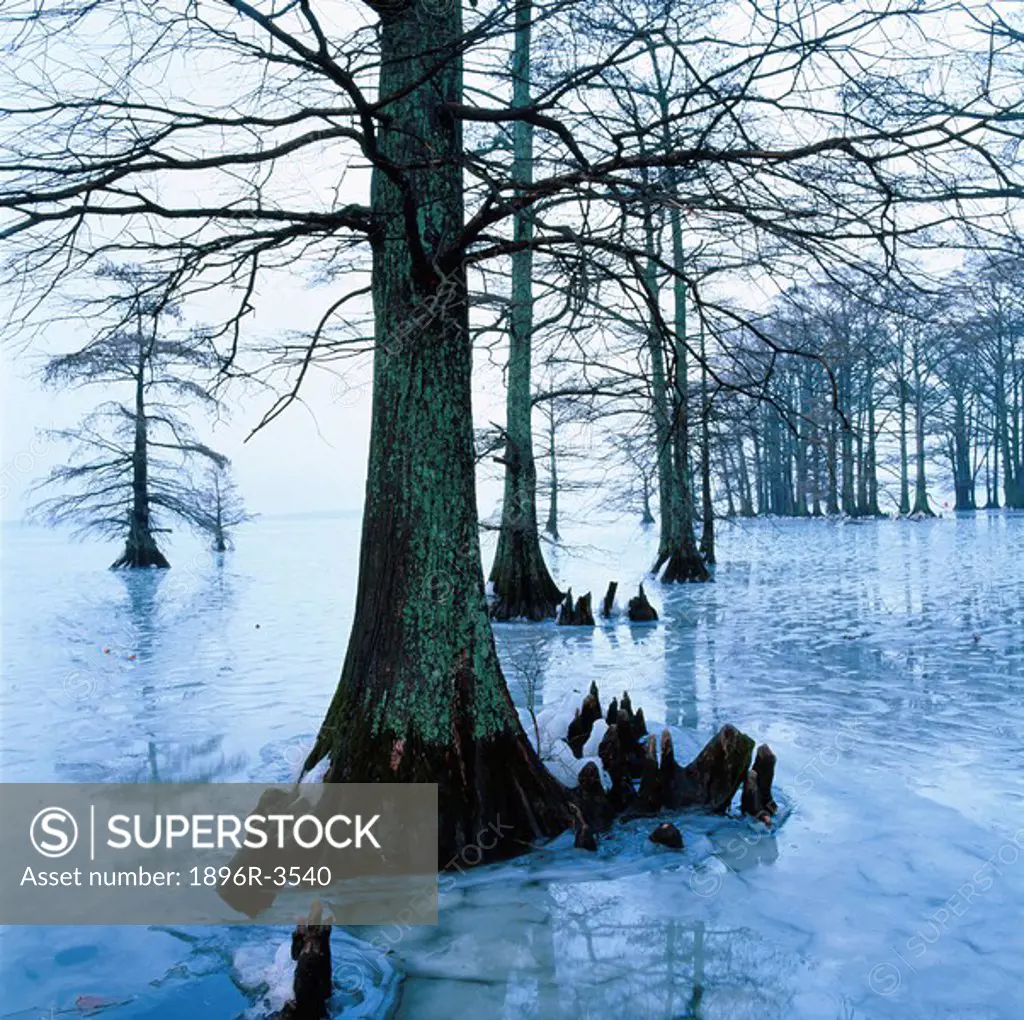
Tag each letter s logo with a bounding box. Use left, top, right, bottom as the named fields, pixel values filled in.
left=30, top=807, right=78, bottom=858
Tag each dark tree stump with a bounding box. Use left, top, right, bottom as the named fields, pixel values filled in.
left=565, top=682, right=603, bottom=757
left=566, top=709, right=587, bottom=759
left=613, top=691, right=647, bottom=745
left=755, top=743, right=778, bottom=814
left=601, top=581, right=618, bottom=618
left=741, top=770, right=766, bottom=820
left=627, top=584, right=658, bottom=622
left=570, top=804, right=598, bottom=851
left=574, top=761, right=615, bottom=832
left=272, top=901, right=333, bottom=1020
left=635, top=735, right=663, bottom=814
left=597, top=722, right=621, bottom=779
left=614, top=708, right=646, bottom=779
left=662, top=724, right=755, bottom=813
left=557, top=589, right=595, bottom=626
left=581, top=683, right=602, bottom=727
left=742, top=744, right=778, bottom=820
left=649, top=822, right=684, bottom=850
left=597, top=724, right=635, bottom=812
left=633, top=707, right=647, bottom=742
left=605, top=697, right=618, bottom=726
left=659, top=728, right=677, bottom=786
left=557, top=589, right=573, bottom=624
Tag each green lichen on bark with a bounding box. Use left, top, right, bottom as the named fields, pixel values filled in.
left=305, top=0, right=569, bottom=865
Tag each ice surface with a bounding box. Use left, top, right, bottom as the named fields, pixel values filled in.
left=2, top=512, right=1023, bottom=1018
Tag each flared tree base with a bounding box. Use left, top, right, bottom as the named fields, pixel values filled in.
left=320, top=726, right=571, bottom=868
left=654, top=546, right=710, bottom=583
left=489, top=539, right=562, bottom=622
left=490, top=587, right=562, bottom=621
left=111, top=539, right=170, bottom=569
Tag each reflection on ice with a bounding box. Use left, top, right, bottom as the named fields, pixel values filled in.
left=1, top=514, right=1022, bottom=1018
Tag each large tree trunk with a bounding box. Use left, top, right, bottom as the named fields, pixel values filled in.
left=112, top=338, right=169, bottom=569
left=488, top=0, right=561, bottom=620
left=305, top=1, right=569, bottom=867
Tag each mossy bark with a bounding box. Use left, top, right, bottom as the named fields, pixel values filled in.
left=305, top=0, right=569, bottom=866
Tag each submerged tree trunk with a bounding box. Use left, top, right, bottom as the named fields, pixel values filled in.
left=213, top=471, right=228, bottom=552
left=646, top=203, right=707, bottom=582
left=112, top=336, right=169, bottom=569
left=898, top=375, right=911, bottom=514
left=794, top=372, right=810, bottom=517
left=911, top=362, right=934, bottom=516
left=736, top=437, right=754, bottom=517
left=698, top=328, right=715, bottom=565
left=855, top=420, right=867, bottom=515
left=825, top=411, right=839, bottom=515
left=488, top=0, right=561, bottom=620
left=305, top=1, right=569, bottom=866
left=865, top=397, right=882, bottom=516
left=721, top=444, right=736, bottom=518
left=952, top=395, right=975, bottom=511
left=810, top=416, right=823, bottom=516
left=990, top=420, right=1001, bottom=508
left=839, top=367, right=856, bottom=516
left=641, top=473, right=655, bottom=525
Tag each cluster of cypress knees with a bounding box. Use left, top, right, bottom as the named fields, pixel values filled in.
left=563, top=681, right=778, bottom=852
left=271, top=683, right=777, bottom=1019
left=557, top=581, right=659, bottom=625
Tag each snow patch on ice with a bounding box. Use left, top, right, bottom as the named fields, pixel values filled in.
left=233, top=939, right=293, bottom=1017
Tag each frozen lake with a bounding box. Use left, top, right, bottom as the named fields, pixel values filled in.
left=2, top=513, right=1022, bottom=1019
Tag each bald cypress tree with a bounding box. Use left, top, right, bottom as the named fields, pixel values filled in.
left=30, top=265, right=228, bottom=568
